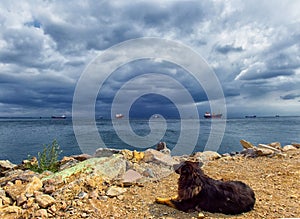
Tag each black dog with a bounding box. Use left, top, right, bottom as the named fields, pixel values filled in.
left=156, top=161, right=255, bottom=215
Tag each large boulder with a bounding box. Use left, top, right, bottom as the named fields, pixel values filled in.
left=143, top=149, right=178, bottom=166
left=43, top=154, right=126, bottom=182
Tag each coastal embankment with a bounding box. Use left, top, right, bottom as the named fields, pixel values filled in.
left=0, top=140, right=299, bottom=218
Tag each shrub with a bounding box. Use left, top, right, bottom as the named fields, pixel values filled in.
left=27, top=139, right=62, bottom=173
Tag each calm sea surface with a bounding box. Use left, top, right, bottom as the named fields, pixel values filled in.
left=0, top=117, right=299, bottom=164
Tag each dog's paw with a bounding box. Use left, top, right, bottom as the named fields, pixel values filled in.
left=155, top=197, right=176, bottom=208
left=155, top=197, right=169, bottom=204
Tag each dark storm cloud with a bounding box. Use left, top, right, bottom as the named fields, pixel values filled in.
left=280, top=93, right=300, bottom=100
left=215, top=44, right=244, bottom=54
left=0, top=0, right=300, bottom=117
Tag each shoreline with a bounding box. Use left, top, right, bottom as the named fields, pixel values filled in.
left=1, top=140, right=300, bottom=218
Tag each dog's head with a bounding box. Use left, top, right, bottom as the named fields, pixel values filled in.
left=173, top=161, right=203, bottom=175
left=174, top=161, right=204, bottom=200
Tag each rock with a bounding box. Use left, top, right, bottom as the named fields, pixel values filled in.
left=35, top=194, right=55, bottom=208
left=0, top=195, right=12, bottom=205
left=240, top=139, right=255, bottom=149
left=291, top=142, right=300, bottom=149
left=282, top=145, right=297, bottom=152
left=16, top=193, right=27, bottom=206
left=77, top=191, right=88, bottom=199
left=36, top=209, right=48, bottom=218
left=198, top=212, right=205, bottom=218
left=122, top=169, right=143, bottom=183
left=258, top=144, right=281, bottom=153
left=192, top=151, right=221, bottom=162
left=43, top=184, right=56, bottom=194
left=71, top=154, right=92, bottom=161
left=1, top=205, right=22, bottom=214
left=240, top=148, right=257, bottom=157
left=255, top=148, right=274, bottom=156
left=121, top=150, right=144, bottom=163
left=43, top=155, right=126, bottom=182
left=268, top=142, right=282, bottom=149
left=93, top=155, right=126, bottom=179
left=94, top=148, right=120, bottom=158
left=156, top=142, right=171, bottom=155
left=4, top=182, right=26, bottom=201
left=0, top=188, right=5, bottom=196
left=25, top=176, right=43, bottom=197
left=143, top=149, right=178, bottom=166
left=142, top=168, right=155, bottom=178
left=0, top=160, right=16, bottom=174
left=106, top=186, right=127, bottom=197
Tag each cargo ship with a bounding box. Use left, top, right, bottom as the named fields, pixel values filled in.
left=204, top=112, right=222, bottom=119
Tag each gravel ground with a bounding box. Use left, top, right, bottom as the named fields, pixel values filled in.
left=1, top=150, right=299, bottom=219
left=56, top=150, right=300, bottom=219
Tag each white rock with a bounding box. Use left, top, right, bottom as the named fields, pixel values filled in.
left=282, top=145, right=297, bottom=152
left=106, top=186, right=127, bottom=197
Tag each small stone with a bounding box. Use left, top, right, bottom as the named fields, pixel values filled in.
left=198, top=212, right=205, bottom=218
left=81, top=212, right=88, bottom=218
left=71, top=154, right=92, bottom=161
left=106, top=186, right=127, bottom=197
left=36, top=209, right=48, bottom=218
left=122, top=169, right=143, bottom=183
left=117, top=195, right=124, bottom=200
left=192, top=151, right=221, bottom=161
left=23, top=197, right=35, bottom=208
left=44, top=184, right=56, bottom=194
left=35, top=194, right=56, bottom=208
left=1, top=205, right=22, bottom=214
left=99, top=195, right=108, bottom=201
left=88, top=190, right=99, bottom=199
left=78, top=191, right=88, bottom=199
left=1, top=195, right=12, bottom=205
left=48, top=204, right=57, bottom=213
left=16, top=193, right=27, bottom=206
left=142, top=168, right=155, bottom=178
left=25, top=176, right=43, bottom=197
left=0, top=188, right=6, bottom=196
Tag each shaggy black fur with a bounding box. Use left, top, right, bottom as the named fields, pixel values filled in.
left=170, top=161, right=255, bottom=214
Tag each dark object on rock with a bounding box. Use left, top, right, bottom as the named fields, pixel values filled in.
left=156, top=161, right=255, bottom=215
left=156, top=142, right=170, bottom=155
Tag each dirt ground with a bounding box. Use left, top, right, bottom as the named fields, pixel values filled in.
left=1, top=150, right=299, bottom=219
left=56, top=150, right=300, bottom=219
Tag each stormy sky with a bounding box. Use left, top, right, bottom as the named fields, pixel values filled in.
left=0, top=0, right=299, bottom=118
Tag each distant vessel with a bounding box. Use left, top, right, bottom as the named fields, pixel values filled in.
left=115, top=114, right=124, bottom=119
left=51, top=115, right=66, bottom=119
left=204, top=112, right=222, bottom=119
left=275, top=115, right=280, bottom=117
left=245, top=115, right=257, bottom=118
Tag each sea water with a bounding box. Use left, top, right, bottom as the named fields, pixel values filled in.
left=0, top=116, right=299, bottom=163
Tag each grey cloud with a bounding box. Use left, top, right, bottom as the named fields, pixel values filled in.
left=280, top=93, right=300, bottom=100
left=215, top=44, right=243, bottom=54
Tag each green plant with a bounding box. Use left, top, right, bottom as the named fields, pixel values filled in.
left=27, top=139, right=62, bottom=173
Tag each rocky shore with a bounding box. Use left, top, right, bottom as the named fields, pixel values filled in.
left=0, top=140, right=299, bottom=219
